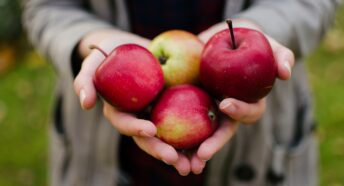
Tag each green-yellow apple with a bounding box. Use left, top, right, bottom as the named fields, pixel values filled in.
left=149, top=30, right=204, bottom=87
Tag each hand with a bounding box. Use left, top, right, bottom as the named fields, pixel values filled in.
left=133, top=118, right=238, bottom=176
left=73, top=28, right=150, bottom=109
left=73, top=29, right=192, bottom=175
left=103, top=101, right=191, bottom=176
left=198, top=18, right=294, bottom=123
left=189, top=18, right=295, bottom=174
left=188, top=100, right=263, bottom=175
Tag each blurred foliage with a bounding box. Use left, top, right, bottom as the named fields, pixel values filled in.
left=0, top=0, right=31, bottom=76
left=0, top=45, right=16, bottom=75
left=0, top=4, right=54, bottom=184
left=0, top=0, right=22, bottom=43
left=0, top=51, right=55, bottom=186
left=306, top=5, right=344, bottom=186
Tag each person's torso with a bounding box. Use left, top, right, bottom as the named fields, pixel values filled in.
left=50, top=0, right=317, bottom=186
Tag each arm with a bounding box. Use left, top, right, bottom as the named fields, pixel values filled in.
left=236, top=0, right=340, bottom=57
left=193, top=0, right=339, bottom=175
left=197, top=0, right=340, bottom=135
left=22, top=0, right=190, bottom=175
left=22, top=0, right=116, bottom=78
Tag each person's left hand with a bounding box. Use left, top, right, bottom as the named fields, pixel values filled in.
left=184, top=18, right=295, bottom=175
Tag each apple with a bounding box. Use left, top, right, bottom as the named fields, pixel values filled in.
left=151, top=85, right=218, bottom=150
left=93, top=44, right=164, bottom=112
left=200, top=20, right=277, bottom=103
left=149, top=30, right=204, bottom=87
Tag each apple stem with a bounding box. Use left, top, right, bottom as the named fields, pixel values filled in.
left=89, top=44, right=108, bottom=57
left=226, top=19, right=237, bottom=49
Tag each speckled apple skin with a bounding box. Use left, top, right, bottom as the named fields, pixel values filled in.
left=200, top=28, right=277, bottom=103
left=151, top=85, right=218, bottom=150
left=149, top=30, right=204, bottom=87
left=94, top=44, right=164, bottom=112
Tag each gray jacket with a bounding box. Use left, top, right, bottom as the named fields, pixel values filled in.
left=23, top=0, right=339, bottom=185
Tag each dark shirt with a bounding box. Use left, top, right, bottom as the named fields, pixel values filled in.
left=119, top=1, right=225, bottom=185
left=126, top=0, right=225, bottom=39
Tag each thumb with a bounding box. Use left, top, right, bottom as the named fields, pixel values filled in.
left=74, top=49, right=106, bottom=109
left=266, top=36, right=295, bottom=80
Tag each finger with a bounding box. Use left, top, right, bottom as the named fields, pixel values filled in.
left=219, top=98, right=266, bottom=124
left=173, top=153, right=191, bottom=176
left=197, top=119, right=238, bottom=161
left=198, top=22, right=227, bottom=43
left=133, top=136, right=179, bottom=165
left=73, top=49, right=106, bottom=109
left=267, top=36, right=295, bottom=80
left=103, top=102, right=156, bottom=137
left=191, top=154, right=206, bottom=175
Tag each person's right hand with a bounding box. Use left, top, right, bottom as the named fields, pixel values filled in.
left=73, top=29, right=190, bottom=175
left=74, top=29, right=151, bottom=109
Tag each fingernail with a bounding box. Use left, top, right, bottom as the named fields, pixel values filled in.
left=80, top=89, right=86, bottom=109
left=194, top=170, right=202, bottom=175
left=284, top=61, right=291, bottom=76
left=138, top=130, right=154, bottom=137
left=220, top=101, right=236, bottom=113
left=179, top=171, right=188, bottom=176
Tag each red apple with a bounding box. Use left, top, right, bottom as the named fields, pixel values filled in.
left=149, top=30, right=204, bottom=87
left=200, top=20, right=277, bottom=103
left=93, top=44, right=164, bottom=112
left=151, top=85, right=218, bottom=150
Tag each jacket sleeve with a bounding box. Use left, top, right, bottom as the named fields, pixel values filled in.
left=22, top=0, right=115, bottom=77
left=235, top=0, right=340, bottom=57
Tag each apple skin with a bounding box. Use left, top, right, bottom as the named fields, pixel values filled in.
left=151, top=85, right=218, bottom=150
left=93, top=44, right=164, bottom=112
left=200, top=28, right=277, bottom=103
left=149, top=30, right=204, bottom=87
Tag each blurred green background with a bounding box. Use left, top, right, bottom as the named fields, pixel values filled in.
left=0, top=1, right=343, bottom=186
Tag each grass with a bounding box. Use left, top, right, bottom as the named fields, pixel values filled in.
left=306, top=6, right=344, bottom=185
left=0, top=6, right=343, bottom=186
left=0, top=52, right=55, bottom=186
